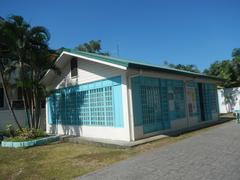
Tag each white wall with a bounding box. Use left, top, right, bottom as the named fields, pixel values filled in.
left=0, top=69, right=46, bottom=130
left=47, top=57, right=125, bottom=90
left=0, top=109, right=46, bottom=130
left=46, top=57, right=132, bottom=141
left=218, top=87, right=240, bottom=113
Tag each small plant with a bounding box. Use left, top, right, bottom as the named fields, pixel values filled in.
left=0, top=130, right=10, bottom=137
left=6, top=124, right=16, bottom=137
left=7, top=128, right=48, bottom=141
left=0, top=125, right=15, bottom=141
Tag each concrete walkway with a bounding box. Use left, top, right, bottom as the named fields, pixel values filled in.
left=77, top=121, right=240, bottom=180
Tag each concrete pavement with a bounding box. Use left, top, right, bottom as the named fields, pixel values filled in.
left=77, top=121, right=240, bottom=180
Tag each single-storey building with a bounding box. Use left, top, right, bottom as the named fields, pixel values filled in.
left=41, top=49, right=220, bottom=141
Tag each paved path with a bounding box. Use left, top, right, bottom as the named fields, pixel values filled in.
left=78, top=121, right=240, bottom=180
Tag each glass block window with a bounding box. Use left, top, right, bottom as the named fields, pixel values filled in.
left=76, top=90, right=90, bottom=125
left=53, top=92, right=65, bottom=124
left=205, top=84, right=218, bottom=113
left=168, top=80, right=186, bottom=120
left=200, top=83, right=218, bottom=121
left=210, top=85, right=218, bottom=112
left=50, top=86, right=115, bottom=126
left=65, top=92, right=77, bottom=124
left=105, top=87, right=114, bottom=126
left=140, top=86, right=161, bottom=125
left=90, top=88, right=105, bottom=126
left=174, top=86, right=185, bottom=118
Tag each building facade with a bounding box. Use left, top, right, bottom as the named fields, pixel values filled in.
left=42, top=50, right=220, bottom=141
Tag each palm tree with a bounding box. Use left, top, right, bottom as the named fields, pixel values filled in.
left=0, top=17, right=23, bottom=130
left=0, top=15, right=59, bottom=129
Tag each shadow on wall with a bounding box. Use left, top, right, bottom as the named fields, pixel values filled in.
left=49, top=87, right=86, bottom=136
left=62, top=125, right=82, bottom=136
left=48, top=74, right=125, bottom=136
left=221, top=88, right=240, bottom=112
left=49, top=123, right=83, bottom=136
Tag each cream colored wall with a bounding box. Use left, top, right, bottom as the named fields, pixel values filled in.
left=126, top=68, right=219, bottom=140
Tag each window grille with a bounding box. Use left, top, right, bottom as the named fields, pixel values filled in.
left=140, top=86, right=161, bottom=125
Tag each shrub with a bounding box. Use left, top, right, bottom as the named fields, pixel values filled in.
left=0, top=125, right=14, bottom=141
left=17, top=128, right=47, bottom=140
left=7, top=128, right=47, bottom=141
left=0, top=130, right=11, bottom=137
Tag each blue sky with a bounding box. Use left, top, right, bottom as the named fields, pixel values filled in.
left=1, top=0, right=240, bottom=70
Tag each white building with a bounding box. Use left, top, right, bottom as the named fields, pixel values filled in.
left=218, top=87, right=240, bottom=113
left=41, top=49, right=220, bottom=142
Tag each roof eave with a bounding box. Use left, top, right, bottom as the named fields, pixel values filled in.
left=128, top=63, right=224, bottom=82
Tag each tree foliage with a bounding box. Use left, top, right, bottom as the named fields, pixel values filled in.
left=164, top=61, right=200, bottom=73
left=76, top=40, right=109, bottom=56
left=204, top=48, right=240, bottom=88
left=0, top=15, right=58, bottom=129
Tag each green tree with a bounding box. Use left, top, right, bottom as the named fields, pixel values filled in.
left=232, top=48, right=240, bottom=57
left=0, top=15, right=58, bottom=129
left=204, top=48, right=240, bottom=88
left=76, top=40, right=109, bottom=55
left=164, top=61, right=200, bottom=73
left=203, top=60, right=235, bottom=87
left=232, top=48, right=240, bottom=83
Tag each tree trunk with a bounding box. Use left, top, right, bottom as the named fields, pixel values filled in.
left=0, top=60, right=22, bottom=131
left=19, top=59, right=32, bottom=129
left=35, top=89, right=42, bottom=129
left=23, top=89, right=32, bottom=128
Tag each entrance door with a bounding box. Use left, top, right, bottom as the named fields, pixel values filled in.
left=186, top=87, right=198, bottom=125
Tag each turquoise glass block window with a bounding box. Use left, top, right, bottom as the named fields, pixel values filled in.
left=65, top=92, right=77, bottom=125
left=76, top=90, right=90, bottom=125
left=48, top=76, right=122, bottom=127
left=89, top=87, right=114, bottom=126
left=168, top=80, right=186, bottom=120
left=131, top=76, right=186, bottom=133
left=105, top=86, right=114, bottom=126
left=202, top=83, right=218, bottom=121
left=210, top=85, right=218, bottom=113
left=173, top=86, right=185, bottom=119
left=53, top=92, right=65, bottom=124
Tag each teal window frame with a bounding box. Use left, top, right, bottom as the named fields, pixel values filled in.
left=47, top=76, right=123, bottom=128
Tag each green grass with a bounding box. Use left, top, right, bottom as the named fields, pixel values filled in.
left=0, top=142, right=136, bottom=179
left=0, top=117, right=234, bottom=180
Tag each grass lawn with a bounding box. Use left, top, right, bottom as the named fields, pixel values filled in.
left=0, top=117, right=234, bottom=180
